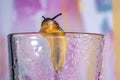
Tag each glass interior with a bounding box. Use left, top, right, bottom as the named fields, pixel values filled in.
left=8, top=32, right=104, bottom=80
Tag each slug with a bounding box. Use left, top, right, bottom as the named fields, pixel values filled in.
left=39, top=13, right=66, bottom=73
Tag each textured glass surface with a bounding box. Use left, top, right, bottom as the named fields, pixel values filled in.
left=9, top=33, right=104, bottom=80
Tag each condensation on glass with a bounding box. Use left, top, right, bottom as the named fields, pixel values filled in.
left=8, top=32, right=104, bottom=80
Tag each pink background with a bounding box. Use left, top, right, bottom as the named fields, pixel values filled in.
left=0, top=0, right=113, bottom=80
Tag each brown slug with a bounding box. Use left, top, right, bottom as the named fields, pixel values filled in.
left=39, top=13, right=66, bottom=73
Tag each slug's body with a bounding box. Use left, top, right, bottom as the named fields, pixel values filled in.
left=39, top=13, right=66, bottom=73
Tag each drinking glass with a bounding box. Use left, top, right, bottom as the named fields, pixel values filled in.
left=8, top=32, right=104, bottom=80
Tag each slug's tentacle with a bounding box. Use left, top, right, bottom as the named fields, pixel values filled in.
left=52, top=13, right=62, bottom=20
left=42, top=16, right=46, bottom=19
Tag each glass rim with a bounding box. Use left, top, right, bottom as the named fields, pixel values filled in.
left=8, top=32, right=104, bottom=37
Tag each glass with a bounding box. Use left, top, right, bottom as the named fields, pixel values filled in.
left=8, top=32, right=104, bottom=80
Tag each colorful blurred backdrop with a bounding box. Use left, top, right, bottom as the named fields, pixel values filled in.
left=0, top=0, right=118, bottom=80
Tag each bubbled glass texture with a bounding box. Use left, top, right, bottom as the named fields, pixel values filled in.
left=9, top=33, right=104, bottom=80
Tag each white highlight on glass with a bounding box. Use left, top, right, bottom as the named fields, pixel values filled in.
left=35, top=47, right=42, bottom=57
left=31, top=40, right=38, bottom=46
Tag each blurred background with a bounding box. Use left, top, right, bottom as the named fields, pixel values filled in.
left=0, top=0, right=118, bottom=80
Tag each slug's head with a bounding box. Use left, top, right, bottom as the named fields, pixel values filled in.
left=40, top=13, right=63, bottom=33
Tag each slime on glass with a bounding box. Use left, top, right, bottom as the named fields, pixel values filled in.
left=39, top=13, right=66, bottom=73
